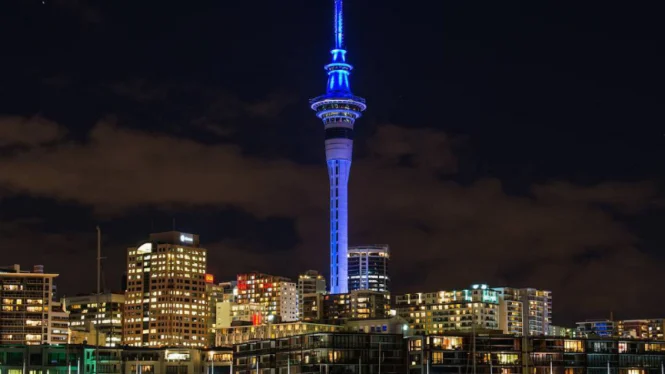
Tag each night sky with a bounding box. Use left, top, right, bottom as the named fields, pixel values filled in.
left=0, top=0, right=663, bottom=325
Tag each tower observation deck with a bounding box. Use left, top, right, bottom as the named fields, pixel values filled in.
left=310, top=0, right=366, bottom=294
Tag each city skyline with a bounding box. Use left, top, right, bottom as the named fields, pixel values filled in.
left=0, top=0, right=663, bottom=326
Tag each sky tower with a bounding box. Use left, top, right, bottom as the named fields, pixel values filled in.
left=310, top=0, right=366, bottom=294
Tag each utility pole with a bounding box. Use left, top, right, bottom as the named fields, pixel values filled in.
left=472, top=302, right=477, bottom=374
left=378, top=341, right=381, bottom=374
left=96, top=226, right=101, bottom=374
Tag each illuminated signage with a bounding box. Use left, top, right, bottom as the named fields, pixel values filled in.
left=205, top=274, right=214, bottom=284
left=166, top=352, right=190, bottom=361
left=252, top=313, right=262, bottom=326
left=137, top=243, right=152, bottom=254
left=179, top=234, right=194, bottom=244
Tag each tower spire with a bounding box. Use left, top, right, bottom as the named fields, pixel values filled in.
left=310, top=0, right=366, bottom=295
left=334, top=0, right=344, bottom=49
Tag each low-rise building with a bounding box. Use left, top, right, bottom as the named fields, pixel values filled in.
left=0, top=345, right=232, bottom=374
left=396, top=285, right=501, bottom=335
left=576, top=319, right=616, bottom=337
left=396, top=284, right=553, bottom=336
left=64, top=292, right=125, bottom=346
left=407, top=334, right=665, bottom=374
left=215, top=321, right=340, bottom=346
left=323, top=290, right=390, bottom=322
left=617, top=319, right=665, bottom=340
left=215, top=301, right=266, bottom=328
left=233, top=332, right=406, bottom=374
left=343, top=316, right=410, bottom=335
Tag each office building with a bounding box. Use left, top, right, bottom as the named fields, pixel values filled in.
left=323, top=290, right=390, bottom=322
left=234, top=332, right=405, bottom=374
left=236, top=272, right=297, bottom=322
left=348, top=245, right=390, bottom=292
left=310, top=0, right=367, bottom=295
left=123, top=231, right=208, bottom=347
left=0, top=264, right=59, bottom=345
left=64, top=292, right=125, bottom=346
left=494, top=287, right=552, bottom=336
left=297, top=270, right=326, bottom=320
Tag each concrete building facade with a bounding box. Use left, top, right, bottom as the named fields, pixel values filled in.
left=0, top=264, right=59, bottom=345
left=236, top=272, right=297, bottom=322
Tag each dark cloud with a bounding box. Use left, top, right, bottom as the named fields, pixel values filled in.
left=0, top=116, right=661, bottom=323
left=0, top=116, right=65, bottom=147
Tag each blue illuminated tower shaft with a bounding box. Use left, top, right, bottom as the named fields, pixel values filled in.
left=311, top=0, right=366, bottom=294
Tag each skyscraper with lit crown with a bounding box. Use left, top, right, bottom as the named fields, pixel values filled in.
left=122, top=231, right=208, bottom=347
left=310, top=0, right=366, bottom=294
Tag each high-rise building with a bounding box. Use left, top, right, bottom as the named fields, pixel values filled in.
left=123, top=231, right=208, bottom=347
left=348, top=245, right=390, bottom=292
left=494, top=287, right=552, bottom=335
left=236, top=272, right=297, bottom=322
left=310, top=0, right=367, bottom=295
left=64, top=292, right=125, bottom=346
left=0, top=264, right=59, bottom=345
left=297, top=270, right=326, bottom=320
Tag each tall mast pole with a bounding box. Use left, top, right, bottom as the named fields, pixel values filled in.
left=96, top=226, right=101, bottom=373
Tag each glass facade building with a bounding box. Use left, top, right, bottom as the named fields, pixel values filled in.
left=234, top=332, right=406, bottom=374
left=348, top=245, right=390, bottom=293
